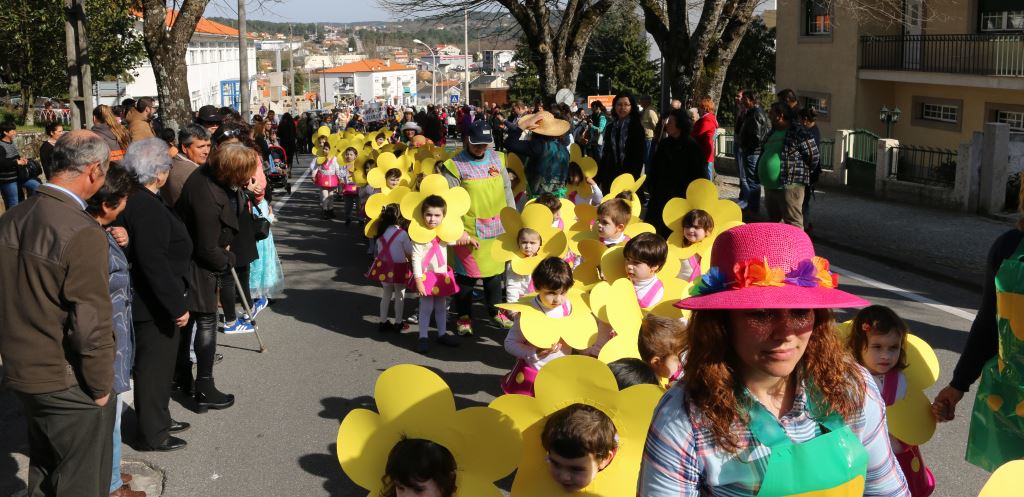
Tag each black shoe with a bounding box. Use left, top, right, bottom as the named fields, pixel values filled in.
left=138, top=436, right=187, bottom=452
left=417, top=337, right=430, bottom=354
left=169, top=419, right=190, bottom=434
left=391, top=321, right=405, bottom=332
left=378, top=320, right=393, bottom=332
left=436, top=333, right=460, bottom=347
left=194, top=377, right=235, bottom=412
left=172, top=376, right=194, bottom=396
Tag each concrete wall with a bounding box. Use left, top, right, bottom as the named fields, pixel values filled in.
left=1010, top=133, right=1024, bottom=175
left=886, top=83, right=1021, bottom=148
left=923, top=0, right=975, bottom=34
left=127, top=40, right=257, bottom=110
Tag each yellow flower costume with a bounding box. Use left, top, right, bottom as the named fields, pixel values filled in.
left=506, top=152, right=527, bottom=204
left=568, top=156, right=600, bottom=201
left=496, top=289, right=598, bottom=351
left=491, top=204, right=569, bottom=277
left=337, top=365, right=521, bottom=497
left=602, top=173, right=646, bottom=217
left=490, top=355, right=663, bottom=497
left=367, top=151, right=414, bottom=194
left=363, top=186, right=411, bottom=238
left=980, top=460, right=1024, bottom=496
left=599, top=246, right=692, bottom=315
left=662, top=179, right=744, bottom=279
left=399, top=174, right=471, bottom=244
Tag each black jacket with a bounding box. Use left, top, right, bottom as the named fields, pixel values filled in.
left=738, top=106, right=771, bottom=154
left=0, top=140, right=20, bottom=183
left=645, top=134, right=706, bottom=237
left=596, top=115, right=646, bottom=192
left=231, top=190, right=259, bottom=267
left=176, top=166, right=238, bottom=313
left=117, top=186, right=193, bottom=322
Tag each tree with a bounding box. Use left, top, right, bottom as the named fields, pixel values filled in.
left=576, top=2, right=658, bottom=98
left=0, top=0, right=143, bottom=124
left=139, top=0, right=210, bottom=132
left=507, top=36, right=541, bottom=102
left=717, top=17, right=775, bottom=125
left=377, top=0, right=619, bottom=97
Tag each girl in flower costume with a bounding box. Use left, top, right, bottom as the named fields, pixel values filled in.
left=847, top=305, right=935, bottom=497
left=640, top=223, right=909, bottom=496
left=312, top=150, right=342, bottom=219
left=366, top=204, right=413, bottom=333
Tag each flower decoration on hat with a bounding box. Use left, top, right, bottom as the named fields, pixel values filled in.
left=497, top=289, right=597, bottom=351
left=491, top=205, right=569, bottom=276
left=838, top=321, right=939, bottom=446
left=337, top=364, right=521, bottom=497
left=363, top=186, right=411, bottom=238
left=688, top=256, right=838, bottom=297
left=506, top=153, right=527, bottom=199
left=490, top=355, right=663, bottom=497
left=400, top=174, right=471, bottom=244
left=602, top=173, right=646, bottom=216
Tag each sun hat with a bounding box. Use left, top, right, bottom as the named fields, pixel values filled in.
left=675, top=223, right=869, bottom=310
left=517, top=111, right=570, bottom=137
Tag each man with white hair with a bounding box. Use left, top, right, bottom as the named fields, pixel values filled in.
left=0, top=130, right=116, bottom=497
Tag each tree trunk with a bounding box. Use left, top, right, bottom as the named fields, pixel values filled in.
left=140, top=0, right=209, bottom=132
left=20, top=87, right=34, bottom=126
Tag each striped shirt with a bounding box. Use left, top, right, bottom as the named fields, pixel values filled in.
left=638, top=366, right=909, bottom=496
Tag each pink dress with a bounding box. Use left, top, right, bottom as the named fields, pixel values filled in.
left=366, top=228, right=412, bottom=285
left=411, top=238, right=459, bottom=297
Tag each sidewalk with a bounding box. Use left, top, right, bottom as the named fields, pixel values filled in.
left=715, top=173, right=1016, bottom=289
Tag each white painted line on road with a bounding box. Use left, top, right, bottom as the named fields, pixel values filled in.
left=833, top=264, right=977, bottom=322
left=272, top=163, right=312, bottom=213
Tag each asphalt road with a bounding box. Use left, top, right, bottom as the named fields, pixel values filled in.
left=0, top=154, right=997, bottom=496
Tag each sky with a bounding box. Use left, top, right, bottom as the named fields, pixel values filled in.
left=203, top=0, right=393, bottom=24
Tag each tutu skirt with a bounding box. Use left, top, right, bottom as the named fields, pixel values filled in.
left=250, top=200, right=284, bottom=298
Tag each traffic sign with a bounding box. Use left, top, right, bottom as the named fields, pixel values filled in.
left=450, top=94, right=459, bottom=103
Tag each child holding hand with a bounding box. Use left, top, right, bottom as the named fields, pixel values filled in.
left=502, top=257, right=574, bottom=396
left=312, top=153, right=342, bottom=219
left=679, top=209, right=714, bottom=282
left=638, top=315, right=687, bottom=387
left=339, top=147, right=360, bottom=224
left=411, top=195, right=461, bottom=354
left=848, top=305, right=935, bottom=497
left=367, top=204, right=413, bottom=332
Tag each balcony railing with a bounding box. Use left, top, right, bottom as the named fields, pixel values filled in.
left=860, top=34, right=1024, bottom=77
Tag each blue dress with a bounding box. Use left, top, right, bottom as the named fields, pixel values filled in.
left=249, top=199, right=284, bottom=298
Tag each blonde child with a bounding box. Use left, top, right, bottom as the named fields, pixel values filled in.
left=366, top=204, right=413, bottom=332
left=312, top=153, right=342, bottom=219
left=638, top=315, right=687, bottom=386
left=496, top=227, right=542, bottom=329
left=848, top=305, right=935, bottom=497
left=411, top=195, right=461, bottom=354
left=502, top=257, right=573, bottom=396
left=541, top=403, right=618, bottom=493
left=381, top=437, right=457, bottom=497
left=567, top=162, right=602, bottom=206
left=678, top=209, right=714, bottom=282
left=595, top=198, right=631, bottom=246
left=339, top=146, right=360, bottom=224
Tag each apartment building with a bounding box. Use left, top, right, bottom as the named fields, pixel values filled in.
left=776, top=0, right=1023, bottom=147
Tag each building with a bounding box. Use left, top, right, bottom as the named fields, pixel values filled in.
left=416, top=80, right=462, bottom=106
left=436, top=45, right=461, bottom=56
left=481, top=50, right=515, bottom=72
left=125, top=11, right=257, bottom=111
left=317, top=58, right=417, bottom=107
left=776, top=0, right=1024, bottom=148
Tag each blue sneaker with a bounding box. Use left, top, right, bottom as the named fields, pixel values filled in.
left=223, top=318, right=254, bottom=334
left=251, top=298, right=269, bottom=318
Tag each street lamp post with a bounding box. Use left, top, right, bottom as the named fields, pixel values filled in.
left=414, top=39, right=436, bottom=106
left=879, top=106, right=902, bottom=138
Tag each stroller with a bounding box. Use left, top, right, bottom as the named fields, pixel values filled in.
left=266, top=145, right=291, bottom=194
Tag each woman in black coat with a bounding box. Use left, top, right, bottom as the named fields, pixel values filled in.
left=596, top=93, right=646, bottom=194
left=116, top=138, right=194, bottom=451
left=276, top=113, right=297, bottom=168
left=175, top=143, right=259, bottom=411
left=645, top=108, right=707, bottom=237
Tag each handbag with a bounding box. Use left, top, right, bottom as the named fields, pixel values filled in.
left=17, top=159, right=42, bottom=182
left=251, top=202, right=271, bottom=241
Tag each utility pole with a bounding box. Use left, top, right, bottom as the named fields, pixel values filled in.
left=64, top=0, right=93, bottom=130
left=463, top=8, right=470, bottom=106
left=289, top=23, right=295, bottom=105
left=238, top=0, right=250, bottom=119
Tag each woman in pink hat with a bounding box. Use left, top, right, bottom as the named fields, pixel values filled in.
left=639, top=223, right=909, bottom=496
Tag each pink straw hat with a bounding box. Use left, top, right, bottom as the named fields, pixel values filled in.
left=675, top=223, right=869, bottom=310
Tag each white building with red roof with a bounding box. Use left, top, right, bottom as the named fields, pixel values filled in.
left=316, top=59, right=417, bottom=107
left=125, top=10, right=258, bottom=111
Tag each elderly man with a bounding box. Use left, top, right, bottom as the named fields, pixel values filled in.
left=161, top=124, right=211, bottom=207
left=0, top=130, right=116, bottom=497
left=441, top=120, right=516, bottom=335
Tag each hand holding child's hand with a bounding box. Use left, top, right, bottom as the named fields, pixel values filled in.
left=456, top=232, right=479, bottom=249
left=586, top=176, right=597, bottom=186
left=932, top=385, right=964, bottom=422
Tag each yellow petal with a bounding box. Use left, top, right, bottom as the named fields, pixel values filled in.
left=980, top=460, right=1024, bottom=497
left=886, top=390, right=936, bottom=445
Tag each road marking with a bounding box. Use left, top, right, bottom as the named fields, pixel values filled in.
left=832, top=264, right=977, bottom=322
left=272, top=162, right=312, bottom=213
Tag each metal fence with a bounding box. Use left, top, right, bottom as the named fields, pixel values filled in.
left=33, top=109, right=72, bottom=126
left=860, top=34, right=1024, bottom=77
left=819, top=138, right=834, bottom=170
left=888, top=144, right=958, bottom=187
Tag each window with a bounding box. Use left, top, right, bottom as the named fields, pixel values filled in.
left=997, top=110, right=1024, bottom=131
left=922, top=103, right=958, bottom=123
left=981, top=10, right=1024, bottom=31
left=801, top=95, right=830, bottom=118
left=805, top=0, right=832, bottom=35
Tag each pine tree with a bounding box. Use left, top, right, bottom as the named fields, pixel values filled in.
left=577, top=3, right=658, bottom=98
left=507, top=36, right=541, bottom=102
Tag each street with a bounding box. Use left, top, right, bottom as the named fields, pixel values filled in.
left=1, top=155, right=999, bottom=497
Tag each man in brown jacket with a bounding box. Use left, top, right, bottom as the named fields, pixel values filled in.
left=161, top=124, right=210, bottom=207
left=0, top=130, right=117, bottom=497
left=126, top=96, right=156, bottom=143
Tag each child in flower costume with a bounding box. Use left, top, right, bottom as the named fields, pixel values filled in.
left=366, top=204, right=413, bottom=333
